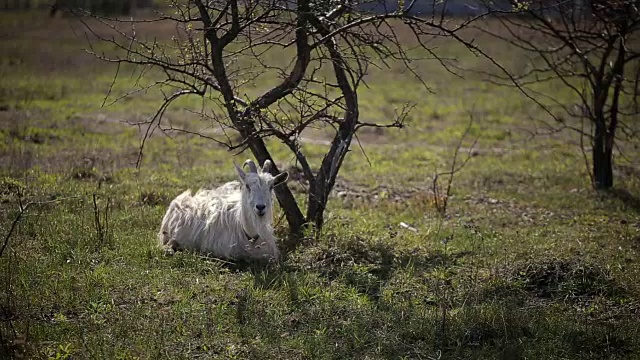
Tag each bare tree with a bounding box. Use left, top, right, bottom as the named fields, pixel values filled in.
left=479, top=0, right=640, bottom=189
left=79, top=0, right=488, bottom=236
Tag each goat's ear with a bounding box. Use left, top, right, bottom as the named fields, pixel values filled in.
left=272, top=171, right=289, bottom=187
left=234, top=162, right=246, bottom=182
left=262, top=160, right=272, bottom=173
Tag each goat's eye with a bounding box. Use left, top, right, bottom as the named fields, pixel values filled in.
left=245, top=184, right=250, bottom=191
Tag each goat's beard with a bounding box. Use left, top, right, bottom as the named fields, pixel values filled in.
left=240, top=203, right=273, bottom=237
left=254, top=209, right=273, bottom=230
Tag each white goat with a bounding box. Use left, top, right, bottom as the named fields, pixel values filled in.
left=158, top=159, right=288, bottom=262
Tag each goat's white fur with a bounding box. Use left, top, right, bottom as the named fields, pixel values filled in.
left=158, top=159, right=288, bottom=261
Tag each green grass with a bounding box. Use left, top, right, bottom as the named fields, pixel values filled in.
left=2, top=10, right=640, bottom=360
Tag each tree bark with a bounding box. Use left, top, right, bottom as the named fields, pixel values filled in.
left=307, top=179, right=328, bottom=230
left=593, top=38, right=625, bottom=190
left=593, top=119, right=613, bottom=189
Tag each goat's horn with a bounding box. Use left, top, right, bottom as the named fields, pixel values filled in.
left=243, top=159, right=258, bottom=173
left=262, top=160, right=272, bottom=173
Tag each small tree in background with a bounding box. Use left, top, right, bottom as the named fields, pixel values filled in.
left=80, top=0, right=489, bottom=237
left=481, top=0, right=640, bottom=189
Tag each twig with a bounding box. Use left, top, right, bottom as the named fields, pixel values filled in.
left=1, top=196, right=78, bottom=257
left=432, top=111, right=479, bottom=216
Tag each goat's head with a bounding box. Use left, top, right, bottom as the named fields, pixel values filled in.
left=234, top=159, right=288, bottom=219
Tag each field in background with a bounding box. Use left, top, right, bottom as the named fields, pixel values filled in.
left=1, top=11, right=640, bottom=359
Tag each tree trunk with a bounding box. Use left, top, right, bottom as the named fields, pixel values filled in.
left=593, top=120, right=613, bottom=189
left=307, top=179, right=327, bottom=230
left=593, top=38, right=624, bottom=190
left=304, top=14, right=359, bottom=231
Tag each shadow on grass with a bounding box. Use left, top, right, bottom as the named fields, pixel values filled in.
left=606, top=188, right=640, bottom=214
left=249, top=235, right=472, bottom=301
left=484, top=256, right=628, bottom=304
left=168, top=237, right=638, bottom=359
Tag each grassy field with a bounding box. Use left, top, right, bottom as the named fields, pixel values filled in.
left=1, top=10, right=640, bottom=359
